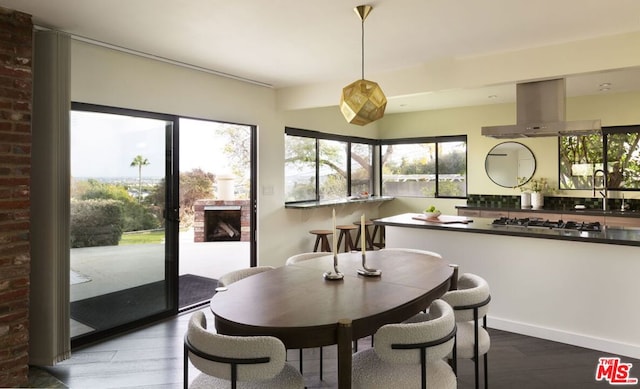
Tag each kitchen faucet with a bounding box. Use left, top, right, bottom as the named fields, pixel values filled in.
left=592, top=169, right=608, bottom=211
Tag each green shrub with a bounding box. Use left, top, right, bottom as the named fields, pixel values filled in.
left=70, top=199, right=123, bottom=248
left=77, top=179, right=161, bottom=232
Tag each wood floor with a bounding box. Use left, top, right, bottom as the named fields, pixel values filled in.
left=41, top=306, right=639, bottom=388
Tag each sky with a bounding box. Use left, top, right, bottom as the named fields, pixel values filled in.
left=70, top=112, right=241, bottom=179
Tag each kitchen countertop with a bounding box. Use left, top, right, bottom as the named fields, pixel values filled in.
left=285, top=195, right=394, bottom=209
left=375, top=213, right=640, bottom=247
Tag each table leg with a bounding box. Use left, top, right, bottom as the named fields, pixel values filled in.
left=337, top=319, right=353, bottom=389
left=449, top=264, right=459, bottom=290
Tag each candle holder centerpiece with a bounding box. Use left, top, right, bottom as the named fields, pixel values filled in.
left=324, top=208, right=344, bottom=281
left=323, top=253, right=345, bottom=280
left=356, top=214, right=381, bottom=277
left=357, top=253, right=382, bottom=277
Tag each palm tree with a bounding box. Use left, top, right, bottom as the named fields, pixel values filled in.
left=130, top=155, right=150, bottom=203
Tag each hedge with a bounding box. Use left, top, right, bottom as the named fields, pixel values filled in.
left=70, top=199, right=123, bottom=248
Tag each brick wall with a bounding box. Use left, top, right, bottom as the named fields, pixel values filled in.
left=0, top=7, right=32, bottom=388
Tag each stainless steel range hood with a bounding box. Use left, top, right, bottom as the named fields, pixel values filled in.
left=481, top=78, right=601, bottom=138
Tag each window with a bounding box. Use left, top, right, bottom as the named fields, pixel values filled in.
left=559, top=126, right=640, bottom=190
left=319, top=139, right=348, bottom=200
left=284, top=128, right=376, bottom=203
left=284, top=135, right=316, bottom=202
left=351, top=142, right=373, bottom=196
left=381, top=136, right=467, bottom=198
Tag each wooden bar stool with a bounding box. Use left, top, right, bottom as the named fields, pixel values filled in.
left=352, top=219, right=375, bottom=250
left=371, top=223, right=385, bottom=249
left=309, top=229, right=332, bottom=252
left=336, top=225, right=358, bottom=252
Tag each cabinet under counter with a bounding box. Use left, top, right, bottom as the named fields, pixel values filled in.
left=375, top=212, right=640, bottom=360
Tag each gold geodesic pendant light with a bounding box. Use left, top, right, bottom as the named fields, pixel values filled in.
left=339, top=4, right=387, bottom=126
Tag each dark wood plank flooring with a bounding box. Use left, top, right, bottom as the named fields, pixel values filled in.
left=41, top=307, right=640, bottom=388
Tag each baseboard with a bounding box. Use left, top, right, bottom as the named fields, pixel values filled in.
left=488, top=316, right=640, bottom=360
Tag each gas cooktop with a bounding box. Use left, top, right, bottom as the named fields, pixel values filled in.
left=491, top=217, right=602, bottom=232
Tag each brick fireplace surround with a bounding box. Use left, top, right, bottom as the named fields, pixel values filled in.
left=0, top=7, right=32, bottom=387
left=193, top=199, right=251, bottom=242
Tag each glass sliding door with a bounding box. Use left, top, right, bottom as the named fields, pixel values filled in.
left=69, top=103, right=177, bottom=344
left=177, top=118, right=254, bottom=309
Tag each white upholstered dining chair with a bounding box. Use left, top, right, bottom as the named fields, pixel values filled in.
left=285, top=252, right=327, bottom=266
left=380, top=247, right=443, bottom=258
left=184, top=311, right=304, bottom=389
left=440, top=272, right=491, bottom=389
left=217, top=266, right=274, bottom=288
left=351, top=299, right=457, bottom=389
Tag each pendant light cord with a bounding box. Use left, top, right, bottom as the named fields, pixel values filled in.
left=361, top=18, right=365, bottom=80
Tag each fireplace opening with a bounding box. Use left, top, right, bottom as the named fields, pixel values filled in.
left=205, top=206, right=241, bottom=242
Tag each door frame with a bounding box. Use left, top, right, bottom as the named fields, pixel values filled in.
left=70, top=103, right=179, bottom=348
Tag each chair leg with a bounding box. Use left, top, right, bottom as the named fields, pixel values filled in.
left=484, top=315, right=488, bottom=388
left=344, top=232, right=354, bottom=252
left=484, top=352, right=488, bottom=388
left=184, top=343, right=189, bottom=389
left=313, top=236, right=321, bottom=252
left=354, top=228, right=362, bottom=250
left=299, top=349, right=303, bottom=373
left=451, top=332, right=457, bottom=375
left=322, top=236, right=330, bottom=252
left=365, top=225, right=374, bottom=250
left=420, top=348, right=427, bottom=389
left=474, top=309, right=480, bottom=389
left=320, top=346, right=323, bottom=381
left=337, top=232, right=344, bottom=252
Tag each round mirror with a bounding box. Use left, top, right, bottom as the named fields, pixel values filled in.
left=485, top=142, right=536, bottom=188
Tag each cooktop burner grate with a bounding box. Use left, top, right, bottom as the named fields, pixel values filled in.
left=491, top=217, right=601, bottom=231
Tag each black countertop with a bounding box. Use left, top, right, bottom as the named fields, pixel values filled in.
left=285, top=195, right=394, bottom=209
left=375, top=213, right=640, bottom=247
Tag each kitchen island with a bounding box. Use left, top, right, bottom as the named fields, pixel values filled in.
left=375, top=213, right=640, bottom=359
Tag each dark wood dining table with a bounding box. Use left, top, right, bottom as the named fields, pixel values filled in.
left=209, top=250, right=453, bottom=388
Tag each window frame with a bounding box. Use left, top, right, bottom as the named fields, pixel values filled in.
left=379, top=135, right=468, bottom=199
left=284, top=127, right=378, bottom=204
left=558, top=125, right=640, bottom=191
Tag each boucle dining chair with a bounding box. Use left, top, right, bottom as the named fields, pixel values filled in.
left=285, top=252, right=328, bottom=378
left=216, top=266, right=274, bottom=288
left=440, top=273, right=491, bottom=389
left=351, top=299, right=457, bottom=389
left=184, top=311, right=304, bottom=389
left=379, top=247, right=443, bottom=258
left=285, top=252, right=327, bottom=266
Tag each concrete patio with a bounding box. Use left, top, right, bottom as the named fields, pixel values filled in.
left=70, top=228, right=250, bottom=336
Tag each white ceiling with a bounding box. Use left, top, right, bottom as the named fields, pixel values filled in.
left=3, top=0, right=640, bottom=113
